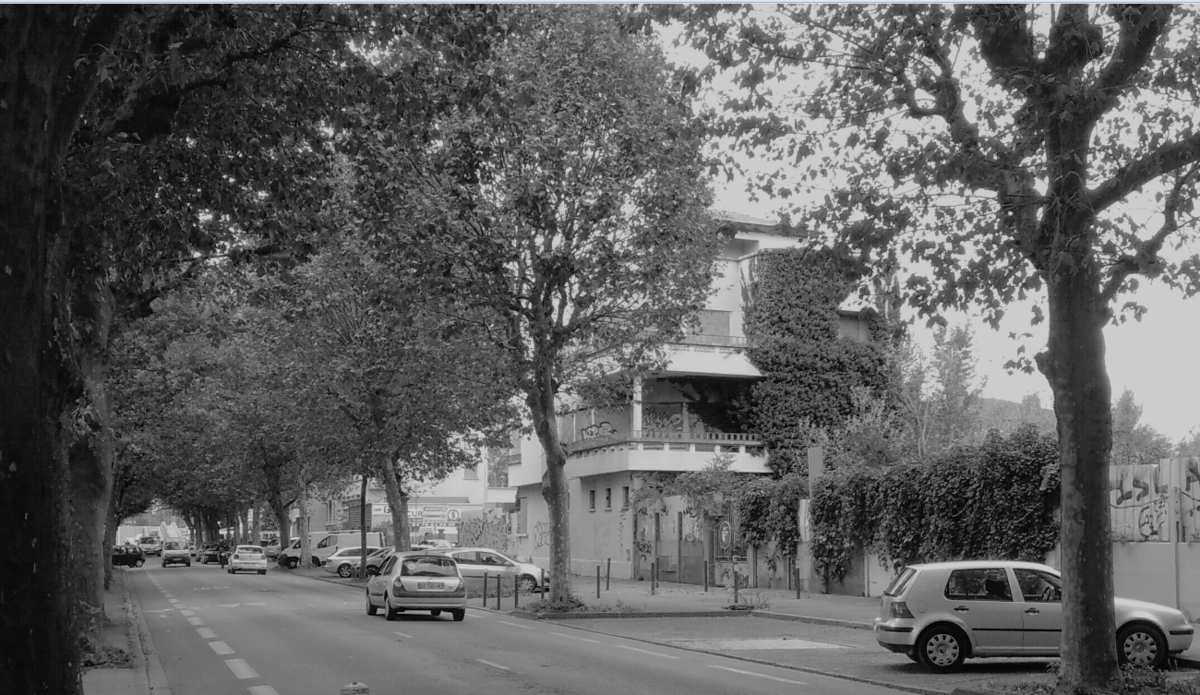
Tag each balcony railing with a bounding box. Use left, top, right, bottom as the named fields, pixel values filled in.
left=565, top=429, right=762, bottom=455
left=676, top=333, right=748, bottom=348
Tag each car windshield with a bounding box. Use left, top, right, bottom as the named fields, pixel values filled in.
left=400, top=556, right=457, bottom=577
left=164, top=541, right=183, bottom=550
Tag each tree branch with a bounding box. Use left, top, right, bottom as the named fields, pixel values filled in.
left=50, top=7, right=130, bottom=162
left=1088, top=131, right=1200, bottom=213
left=1088, top=4, right=1174, bottom=116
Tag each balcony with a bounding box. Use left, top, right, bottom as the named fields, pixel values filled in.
left=564, top=428, right=767, bottom=476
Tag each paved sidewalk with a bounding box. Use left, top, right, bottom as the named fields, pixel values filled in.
left=81, top=570, right=150, bottom=695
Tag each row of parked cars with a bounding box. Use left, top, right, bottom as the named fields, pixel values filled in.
left=320, top=544, right=548, bottom=591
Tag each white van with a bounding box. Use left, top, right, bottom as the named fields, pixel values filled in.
left=281, top=532, right=329, bottom=569
left=282, top=530, right=385, bottom=568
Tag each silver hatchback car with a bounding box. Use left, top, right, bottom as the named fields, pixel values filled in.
left=874, top=560, right=1194, bottom=671
left=365, top=551, right=467, bottom=622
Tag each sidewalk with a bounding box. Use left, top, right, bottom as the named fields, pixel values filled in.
left=81, top=570, right=150, bottom=695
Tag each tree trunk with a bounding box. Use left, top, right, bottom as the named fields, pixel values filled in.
left=359, top=473, right=369, bottom=575
left=527, top=382, right=572, bottom=602
left=251, top=504, right=261, bottom=544
left=380, top=457, right=410, bottom=550
left=298, top=485, right=312, bottom=567
left=1040, top=249, right=1118, bottom=691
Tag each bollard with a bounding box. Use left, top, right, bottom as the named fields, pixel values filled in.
left=703, top=560, right=709, bottom=592
left=795, top=567, right=801, bottom=599
left=650, top=561, right=656, bottom=595
left=514, top=575, right=519, bottom=609
left=495, top=580, right=501, bottom=610
left=483, top=572, right=488, bottom=606
left=733, top=569, right=740, bottom=605
left=340, top=682, right=369, bottom=695
left=606, top=558, right=611, bottom=591
left=596, top=565, right=601, bottom=599
left=540, top=568, right=546, bottom=594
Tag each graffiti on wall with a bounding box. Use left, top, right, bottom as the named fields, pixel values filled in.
left=1181, top=458, right=1200, bottom=541
left=1110, top=463, right=1170, bottom=541
left=580, top=421, right=616, bottom=440
left=531, top=520, right=551, bottom=550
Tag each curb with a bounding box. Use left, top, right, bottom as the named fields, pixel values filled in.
left=751, top=610, right=874, bottom=630
left=124, top=570, right=173, bottom=695
left=513, top=609, right=748, bottom=620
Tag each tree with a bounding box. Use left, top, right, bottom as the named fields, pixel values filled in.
left=1110, top=389, right=1172, bottom=466
left=360, top=6, right=719, bottom=602
left=677, top=5, right=1200, bottom=691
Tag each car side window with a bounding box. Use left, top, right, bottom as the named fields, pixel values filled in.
left=380, top=556, right=396, bottom=574
left=1014, top=568, right=1062, bottom=602
left=945, top=568, right=1012, bottom=602
left=454, top=552, right=478, bottom=564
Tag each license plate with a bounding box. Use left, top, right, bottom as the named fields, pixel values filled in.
left=417, top=582, right=441, bottom=590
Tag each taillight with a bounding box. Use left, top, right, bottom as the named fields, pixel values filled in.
left=890, top=601, right=914, bottom=619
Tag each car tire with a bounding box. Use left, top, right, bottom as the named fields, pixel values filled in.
left=430, top=610, right=441, bottom=617
left=227, top=568, right=234, bottom=574
left=451, top=609, right=465, bottom=622
left=384, top=596, right=398, bottom=621
left=917, top=624, right=968, bottom=673
left=518, top=575, right=537, bottom=593
left=135, top=559, right=144, bottom=568
left=366, top=591, right=378, bottom=616
left=257, top=570, right=266, bottom=575
left=286, top=557, right=299, bottom=569
left=337, top=563, right=353, bottom=578
left=1117, top=623, right=1167, bottom=668
left=185, top=562, right=191, bottom=567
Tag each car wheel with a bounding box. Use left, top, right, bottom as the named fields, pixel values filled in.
left=286, top=557, right=299, bottom=569
left=227, top=568, right=234, bottom=574
left=906, top=651, right=921, bottom=663
left=257, top=570, right=266, bottom=575
left=384, top=595, right=398, bottom=621
left=311, top=557, right=320, bottom=567
left=451, top=609, right=465, bottom=622
left=337, top=563, right=353, bottom=578
left=135, top=559, right=144, bottom=568
left=366, top=590, right=378, bottom=616
left=1118, top=623, right=1167, bottom=668
left=185, top=562, right=191, bottom=567
left=918, top=624, right=968, bottom=673
left=161, top=563, right=167, bottom=568
left=430, top=610, right=441, bottom=617
left=518, top=575, right=537, bottom=593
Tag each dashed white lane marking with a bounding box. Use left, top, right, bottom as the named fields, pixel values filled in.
left=248, top=686, right=280, bottom=695
left=209, top=641, right=235, bottom=655
left=167, top=598, right=180, bottom=604
left=616, top=644, right=679, bottom=660
left=196, top=628, right=217, bottom=640
left=187, top=617, right=205, bottom=626
left=393, top=631, right=412, bottom=639
left=476, top=659, right=510, bottom=671
left=496, top=620, right=533, bottom=630
left=180, top=609, right=196, bottom=617
left=550, top=631, right=600, bottom=643
left=708, top=665, right=807, bottom=686
left=246, top=601, right=266, bottom=607
left=225, top=658, right=259, bottom=680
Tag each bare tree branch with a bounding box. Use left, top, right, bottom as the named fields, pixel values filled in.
left=1088, top=131, right=1200, bottom=213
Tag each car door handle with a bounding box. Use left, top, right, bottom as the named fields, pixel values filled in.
left=953, top=606, right=969, bottom=612
left=1025, top=608, right=1040, bottom=614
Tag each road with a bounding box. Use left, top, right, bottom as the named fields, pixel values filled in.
left=128, top=563, right=916, bottom=695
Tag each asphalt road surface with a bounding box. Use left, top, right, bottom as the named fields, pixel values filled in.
left=128, top=563, right=917, bottom=695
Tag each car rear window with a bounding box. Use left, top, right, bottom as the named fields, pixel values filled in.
left=164, top=541, right=183, bottom=550
left=237, top=546, right=263, bottom=554
left=400, top=555, right=458, bottom=577
left=883, top=567, right=917, bottom=597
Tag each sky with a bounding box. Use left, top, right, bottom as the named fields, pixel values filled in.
left=710, top=186, right=1200, bottom=444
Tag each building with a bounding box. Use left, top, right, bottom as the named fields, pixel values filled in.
left=504, top=213, right=875, bottom=584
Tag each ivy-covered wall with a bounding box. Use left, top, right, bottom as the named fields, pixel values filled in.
left=741, top=248, right=891, bottom=475
left=810, top=425, right=1060, bottom=584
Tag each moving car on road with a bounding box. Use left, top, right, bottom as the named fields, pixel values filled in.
left=874, top=560, right=1194, bottom=672
left=112, top=545, right=145, bottom=568
left=323, top=546, right=382, bottom=578
left=436, top=547, right=548, bottom=593
left=160, top=540, right=191, bottom=568
left=227, top=545, right=268, bottom=575
left=366, top=551, right=467, bottom=621
left=198, top=542, right=231, bottom=565
left=137, top=535, right=162, bottom=556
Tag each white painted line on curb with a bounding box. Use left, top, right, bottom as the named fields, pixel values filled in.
left=248, top=686, right=280, bottom=695
left=196, top=628, right=217, bottom=640
left=550, top=632, right=600, bottom=643
left=497, top=620, right=533, bottom=630
left=209, top=641, right=235, bottom=655
left=616, top=644, right=679, bottom=660
left=708, top=665, right=807, bottom=686
left=225, top=658, right=259, bottom=680
left=187, top=617, right=205, bottom=626
left=476, top=659, right=510, bottom=671
left=393, top=632, right=412, bottom=639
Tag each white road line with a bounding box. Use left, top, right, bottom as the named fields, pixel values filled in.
left=248, top=686, right=280, bottom=695
left=180, top=609, right=195, bottom=617
left=616, top=644, right=679, bottom=660
left=393, top=632, right=412, bottom=639
left=496, top=620, right=533, bottom=630
left=476, top=659, right=510, bottom=671
left=209, top=641, right=235, bottom=656
left=167, top=598, right=180, bottom=604
left=225, top=658, right=259, bottom=680
left=187, top=617, right=205, bottom=626
left=550, top=632, right=600, bottom=643
left=196, top=628, right=217, bottom=640
left=246, top=601, right=266, bottom=606
left=708, top=665, right=807, bottom=686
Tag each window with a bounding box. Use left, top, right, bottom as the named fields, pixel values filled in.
left=1014, top=568, right=1062, bottom=602
left=945, top=568, right=1012, bottom=602
left=589, top=489, right=596, bottom=511
left=622, top=486, right=630, bottom=510
left=605, top=488, right=612, bottom=510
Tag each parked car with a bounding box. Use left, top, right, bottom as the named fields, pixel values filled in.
left=873, top=560, right=1194, bottom=672
left=227, top=545, right=268, bottom=575
left=112, top=545, right=145, bottom=568
left=435, top=547, right=547, bottom=593
left=324, top=546, right=382, bottom=578
left=364, top=547, right=395, bottom=576
left=160, top=540, right=191, bottom=568
left=365, top=551, right=466, bottom=621
left=137, top=536, right=162, bottom=556
left=198, top=542, right=231, bottom=565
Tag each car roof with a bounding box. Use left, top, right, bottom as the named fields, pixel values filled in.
left=443, top=547, right=502, bottom=554
left=236, top=544, right=262, bottom=550
left=905, top=560, right=1056, bottom=572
